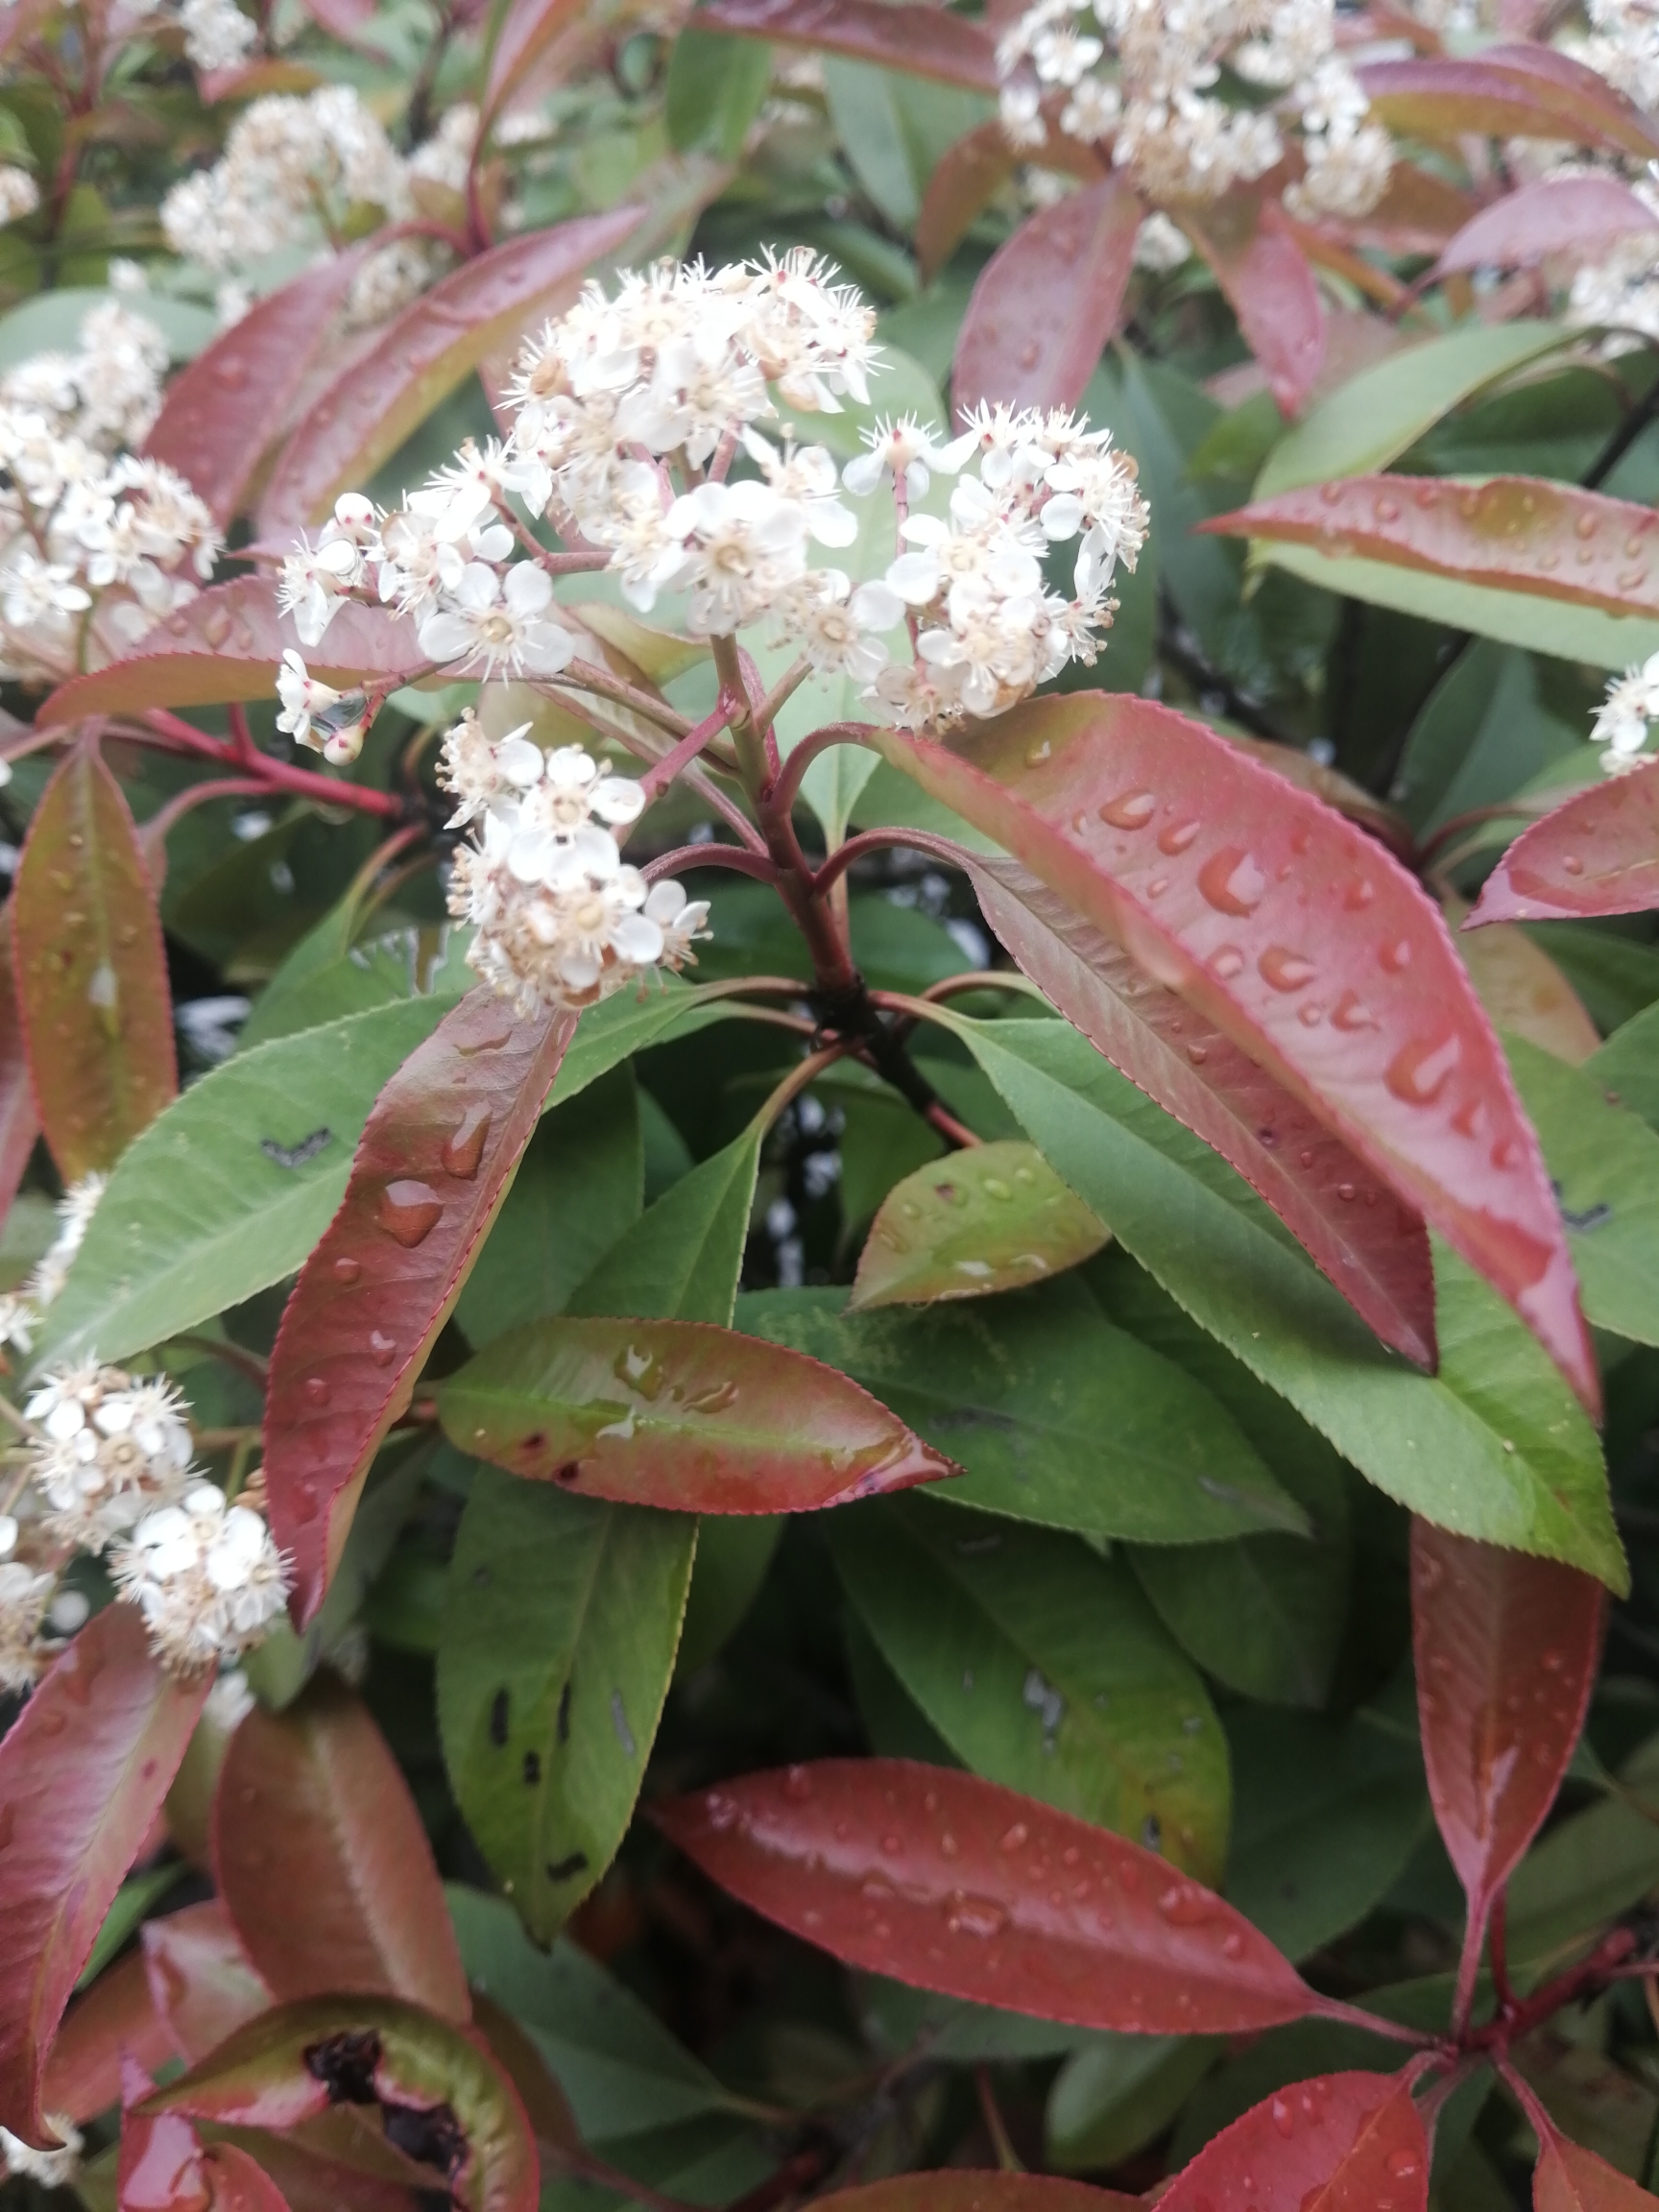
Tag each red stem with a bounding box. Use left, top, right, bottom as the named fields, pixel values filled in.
left=766, top=719, right=878, bottom=821
left=637, top=699, right=739, bottom=806
left=1465, top=1925, right=1638, bottom=2056
left=642, top=844, right=781, bottom=887
left=139, top=709, right=405, bottom=820
left=812, top=826, right=978, bottom=899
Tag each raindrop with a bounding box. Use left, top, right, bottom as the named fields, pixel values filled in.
left=1332, top=990, right=1376, bottom=1032
left=1197, top=848, right=1267, bottom=917
left=333, top=1256, right=362, bottom=1284
left=1211, top=945, right=1244, bottom=980
left=1379, top=937, right=1412, bottom=974
left=369, top=1331, right=397, bottom=1367
left=982, top=1177, right=1012, bottom=1200
left=1155, top=1882, right=1214, bottom=1926
left=999, top=1821, right=1029, bottom=1853
left=304, top=1377, right=330, bottom=1407
left=1259, top=946, right=1316, bottom=992
left=442, top=1104, right=492, bottom=1178
left=1337, top=1182, right=1356, bottom=1201
left=1270, top=2097, right=1294, bottom=2138
left=782, top=1765, right=813, bottom=1801
left=1099, top=789, right=1157, bottom=830
left=1385, top=2152, right=1419, bottom=2179
left=1386, top=1032, right=1461, bottom=1107
left=1159, top=819, right=1200, bottom=854
left=1344, top=877, right=1376, bottom=912
left=1492, top=1134, right=1524, bottom=1170
left=1561, top=854, right=1583, bottom=877
left=1187, top=1043, right=1208, bottom=1065
left=377, top=1179, right=444, bottom=1245
left=1146, top=875, right=1169, bottom=899
left=944, top=1893, right=1008, bottom=1938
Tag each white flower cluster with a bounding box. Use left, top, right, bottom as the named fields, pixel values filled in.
left=0, top=167, right=38, bottom=226
left=997, top=0, right=1392, bottom=218
left=1590, top=651, right=1659, bottom=772
left=0, top=303, right=220, bottom=685
left=22, top=1363, right=196, bottom=1549
left=177, top=0, right=258, bottom=71
left=0, top=2121, right=82, bottom=2190
left=442, top=715, right=709, bottom=1014
left=111, top=1482, right=288, bottom=1675
left=275, top=253, right=1146, bottom=751
left=162, top=89, right=477, bottom=329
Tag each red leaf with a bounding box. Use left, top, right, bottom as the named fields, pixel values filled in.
left=1435, top=175, right=1659, bottom=275
left=265, top=990, right=577, bottom=1625
left=211, top=1675, right=470, bottom=2021
left=256, top=212, right=641, bottom=539
left=297, top=0, right=375, bottom=36
left=12, top=743, right=176, bottom=1183
left=0, top=908, right=40, bottom=1230
left=483, top=0, right=586, bottom=122
left=650, top=1758, right=1346, bottom=2035
left=437, top=1314, right=958, bottom=1508
left=686, top=0, right=998, bottom=88
left=1204, top=474, right=1659, bottom=621
left=0, top=1607, right=210, bottom=2145
left=119, top=2096, right=214, bottom=2212
left=1536, top=2136, right=1659, bottom=2212
left=202, top=2145, right=295, bottom=2212
left=917, top=123, right=1021, bottom=285
left=970, top=857, right=1436, bottom=1365
left=816, top=2182, right=1142, bottom=2212
left=951, top=178, right=1142, bottom=419
left=143, top=255, right=371, bottom=530
left=43, top=1953, right=174, bottom=2125
left=141, top=1903, right=274, bottom=2067
left=1358, top=43, right=1659, bottom=158
left=139, top=1997, right=539, bottom=2212
left=1412, top=1521, right=1604, bottom=1989
left=1467, top=761, right=1659, bottom=925
left=1184, top=196, right=1326, bottom=416
left=1158, top=2072, right=1429, bottom=2212
left=36, top=578, right=423, bottom=727
left=204, top=2129, right=423, bottom=2212
left=873, top=693, right=1598, bottom=1415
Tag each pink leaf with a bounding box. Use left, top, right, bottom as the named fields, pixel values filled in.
left=1185, top=196, right=1326, bottom=416
left=1467, top=760, right=1659, bottom=925
left=1158, top=2072, right=1429, bottom=2212
left=686, top=0, right=998, bottom=88
left=1435, top=174, right=1659, bottom=274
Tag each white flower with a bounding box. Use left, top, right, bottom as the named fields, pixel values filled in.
left=23, top=1362, right=196, bottom=1550
left=178, top=0, right=259, bottom=71
left=0, top=1561, right=55, bottom=1693
left=643, top=878, right=710, bottom=968
left=26, top=1172, right=106, bottom=1310
left=0, top=2121, right=81, bottom=2189
left=663, top=478, right=814, bottom=636
left=1592, top=652, right=1659, bottom=770
left=418, top=560, right=577, bottom=677
left=0, top=1293, right=36, bottom=1358
left=277, top=535, right=360, bottom=646
left=0, top=168, right=39, bottom=225
left=111, top=1483, right=288, bottom=1675
left=842, top=416, right=977, bottom=501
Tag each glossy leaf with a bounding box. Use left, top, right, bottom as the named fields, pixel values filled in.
left=44, top=1953, right=174, bottom=2125
left=828, top=1498, right=1230, bottom=1882
left=971, top=858, right=1436, bottom=1369
left=688, top=0, right=998, bottom=90
left=138, top=1996, right=538, bottom=2212
left=937, top=1013, right=1624, bottom=1587
left=482, top=0, right=585, bottom=123
left=651, top=1757, right=1363, bottom=2034
left=1358, top=43, right=1659, bottom=159
left=438, top=1314, right=955, bottom=1512
left=256, top=212, right=640, bottom=536
left=13, top=744, right=175, bottom=1183
left=141, top=253, right=370, bottom=527
left=951, top=178, right=1141, bottom=419
left=0, top=907, right=39, bottom=1230
left=141, top=1903, right=273, bottom=2066
left=916, top=121, right=1019, bottom=283
left=566, top=1117, right=763, bottom=1325
left=265, top=990, right=576, bottom=1624
left=1468, top=762, right=1659, bottom=926
left=1158, top=2072, right=1428, bottom=2212
left=212, top=1674, right=470, bottom=2020
left=0, top=1606, right=210, bottom=2144
left=1537, top=2132, right=1659, bottom=2210
left=739, top=1283, right=1310, bottom=1545
left=1436, top=174, right=1659, bottom=274
left=851, top=1138, right=1108, bottom=1310
left=875, top=694, right=1597, bottom=1412
left=1184, top=197, right=1325, bottom=417
left=1450, top=901, right=1599, bottom=1066
left=120, top=2097, right=296, bottom=2212
left=36, top=579, right=422, bottom=726
left=1412, top=1520, right=1604, bottom=1947
left=1206, top=475, right=1659, bottom=622
left=37, top=998, right=459, bottom=1371
left=814, top=2181, right=1140, bottom=2212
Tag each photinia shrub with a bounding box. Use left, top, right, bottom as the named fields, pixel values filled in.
left=8, top=0, right=1659, bottom=2204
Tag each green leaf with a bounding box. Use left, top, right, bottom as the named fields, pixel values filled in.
left=1254, top=321, right=1571, bottom=497
left=1505, top=1032, right=1659, bottom=1347
left=457, top=1066, right=642, bottom=1347
left=736, top=1282, right=1309, bottom=1544
left=37, top=998, right=456, bottom=1369
left=1506, top=1730, right=1659, bottom=1972
left=675, top=1515, right=782, bottom=1677
left=1220, top=1694, right=1430, bottom=1962
left=77, top=1862, right=186, bottom=1991
left=939, top=1013, right=1625, bottom=1588
left=1046, top=2036, right=1220, bottom=2173
left=821, top=59, right=990, bottom=229
left=546, top=983, right=741, bottom=1112
left=1591, top=998, right=1659, bottom=1128
left=1393, top=641, right=1581, bottom=840
left=566, top=1120, right=761, bottom=1328
left=665, top=26, right=773, bottom=157
left=849, top=1139, right=1109, bottom=1310
left=826, top=1494, right=1231, bottom=1883
left=238, top=922, right=470, bottom=1051
left=437, top=1470, right=697, bottom=1940
left=446, top=1887, right=735, bottom=2141
left=0, top=287, right=218, bottom=368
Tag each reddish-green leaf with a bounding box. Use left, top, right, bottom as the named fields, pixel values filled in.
left=43, top=1953, right=173, bottom=2125
left=1467, top=762, right=1659, bottom=926
left=37, top=579, right=422, bottom=728
left=436, top=1313, right=956, bottom=1509
left=817, top=2183, right=1140, bottom=2212
left=1537, top=2137, right=1659, bottom=2212
left=119, top=2093, right=214, bottom=2212
left=205, top=2128, right=424, bottom=2212
left=0, top=907, right=40, bottom=1232
left=143, top=256, right=371, bottom=529
left=138, top=1996, right=538, bottom=2212
left=211, top=1676, right=470, bottom=2021
left=1205, top=475, right=1659, bottom=622
left=688, top=0, right=998, bottom=89
left=1446, top=895, right=1599, bottom=1065
left=1412, top=1520, right=1604, bottom=1978
left=141, top=1903, right=273, bottom=2066
left=916, top=122, right=1021, bottom=284
left=874, top=694, right=1596, bottom=1412
left=1184, top=196, right=1325, bottom=416
left=483, top=0, right=586, bottom=124
left=1358, top=44, right=1659, bottom=158
left=971, top=858, right=1437, bottom=1366
left=1158, top=2073, right=1428, bottom=2212
left=0, top=1606, right=209, bottom=2144
left=850, top=1138, right=1109, bottom=1310
left=12, top=743, right=176, bottom=1182
left=651, top=1758, right=1352, bottom=2035
left=1435, top=175, right=1659, bottom=275
left=198, top=2145, right=295, bottom=2212
left=256, top=212, right=641, bottom=537
left=952, top=178, right=1142, bottom=418
left=265, top=990, right=577, bottom=1624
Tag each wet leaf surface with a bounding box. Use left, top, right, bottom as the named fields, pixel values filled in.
left=850, top=1140, right=1108, bottom=1311
left=1469, top=763, right=1659, bottom=926
left=1435, top=175, right=1659, bottom=273
left=1158, top=2071, right=1428, bottom=2212
left=1358, top=44, right=1659, bottom=158
left=1184, top=196, right=1325, bottom=416
left=688, top=0, right=998, bottom=89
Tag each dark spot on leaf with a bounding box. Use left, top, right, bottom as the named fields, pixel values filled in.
left=489, top=1688, right=509, bottom=1746
left=523, top=1749, right=541, bottom=1785
left=261, top=1128, right=333, bottom=1170
left=383, top=2099, right=467, bottom=2182
left=472, top=1565, right=492, bottom=1588
left=1553, top=1180, right=1613, bottom=1233
left=932, top=1182, right=956, bottom=1201
left=557, top=1680, right=571, bottom=1743
left=546, top=1851, right=589, bottom=1882
left=305, top=2031, right=382, bottom=2105
left=1141, top=1813, right=1162, bottom=1850
left=553, top=1461, right=581, bottom=1484
left=519, top=1431, right=545, bottom=1454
